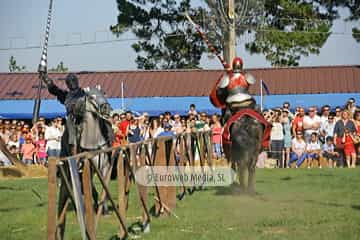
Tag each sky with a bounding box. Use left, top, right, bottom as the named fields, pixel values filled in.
left=0, top=0, right=359, bottom=73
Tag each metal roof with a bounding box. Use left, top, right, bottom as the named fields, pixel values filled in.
left=0, top=65, right=359, bottom=100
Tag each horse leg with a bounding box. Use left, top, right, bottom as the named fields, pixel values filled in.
left=247, top=155, right=258, bottom=195
left=237, top=151, right=249, bottom=193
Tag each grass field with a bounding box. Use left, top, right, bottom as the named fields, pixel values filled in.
left=1, top=168, right=360, bottom=240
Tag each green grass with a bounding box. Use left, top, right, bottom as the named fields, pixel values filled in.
left=1, top=169, right=360, bottom=239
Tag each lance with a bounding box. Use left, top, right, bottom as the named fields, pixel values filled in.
left=32, top=0, right=54, bottom=124
left=184, top=12, right=230, bottom=69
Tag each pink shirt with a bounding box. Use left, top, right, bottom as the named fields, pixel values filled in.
left=21, top=143, right=35, bottom=160
left=212, top=126, right=222, bottom=144
left=36, top=139, right=47, bottom=158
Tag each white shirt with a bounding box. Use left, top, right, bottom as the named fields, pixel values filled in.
left=320, top=121, right=335, bottom=138
left=304, top=115, right=321, bottom=134
left=292, top=138, right=306, bottom=153
left=306, top=141, right=321, bottom=151
left=270, top=122, right=284, bottom=140
left=45, top=126, right=62, bottom=150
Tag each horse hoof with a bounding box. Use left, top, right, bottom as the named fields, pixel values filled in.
left=142, top=221, right=150, bottom=233
left=187, top=187, right=195, bottom=195
left=177, top=191, right=186, bottom=201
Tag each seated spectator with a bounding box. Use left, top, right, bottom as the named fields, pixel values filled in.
left=306, top=132, right=321, bottom=168
left=322, top=136, right=340, bottom=168
left=288, top=131, right=307, bottom=168
left=21, top=135, right=36, bottom=165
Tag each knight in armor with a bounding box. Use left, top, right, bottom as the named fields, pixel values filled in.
left=41, top=73, right=113, bottom=156
left=209, top=57, right=257, bottom=123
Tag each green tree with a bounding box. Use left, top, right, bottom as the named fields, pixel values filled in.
left=110, top=1, right=353, bottom=68
left=8, top=56, right=26, bottom=72
left=110, top=0, right=206, bottom=69
left=49, top=61, right=68, bottom=72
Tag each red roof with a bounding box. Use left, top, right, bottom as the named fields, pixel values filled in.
left=0, top=65, right=359, bottom=100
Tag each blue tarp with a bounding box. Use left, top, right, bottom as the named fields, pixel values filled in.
left=0, top=93, right=359, bottom=119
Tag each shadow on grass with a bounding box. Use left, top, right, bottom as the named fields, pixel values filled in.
left=351, top=205, right=360, bottom=211
left=280, top=176, right=292, bottom=181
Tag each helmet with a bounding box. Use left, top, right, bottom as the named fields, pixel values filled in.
left=65, top=73, right=79, bottom=91
left=232, top=57, right=243, bottom=73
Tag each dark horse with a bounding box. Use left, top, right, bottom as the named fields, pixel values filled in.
left=57, top=86, right=114, bottom=238
left=222, top=104, right=271, bottom=194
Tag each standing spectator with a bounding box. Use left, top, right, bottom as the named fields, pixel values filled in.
left=292, top=107, right=305, bottom=136
left=0, top=149, right=12, bottom=166
left=111, top=113, right=120, bottom=133
left=270, top=113, right=284, bottom=168
left=172, top=114, right=184, bottom=134
left=346, top=98, right=356, bottom=117
left=322, top=136, right=340, bottom=168
left=342, top=127, right=357, bottom=168
left=353, top=111, right=360, bottom=157
left=282, top=109, right=292, bottom=167
left=334, top=107, right=342, bottom=122
left=306, top=133, right=321, bottom=168
left=7, top=134, right=20, bottom=151
left=127, top=118, right=142, bottom=143
left=303, top=106, right=321, bottom=143
left=288, top=131, right=307, bottom=168
left=45, top=118, right=62, bottom=158
left=320, top=112, right=336, bottom=143
left=164, top=111, right=175, bottom=126
left=320, top=105, right=331, bottom=126
left=117, top=111, right=132, bottom=145
left=334, top=110, right=357, bottom=167
left=211, top=114, right=223, bottom=160
left=21, top=136, right=36, bottom=165
left=35, top=132, right=47, bottom=165
left=188, top=103, right=198, bottom=116
left=282, top=101, right=294, bottom=120
left=149, top=118, right=163, bottom=138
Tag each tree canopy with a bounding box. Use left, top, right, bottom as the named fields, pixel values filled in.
left=110, top=0, right=359, bottom=68
left=49, top=61, right=68, bottom=72
left=9, top=56, right=26, bottom=72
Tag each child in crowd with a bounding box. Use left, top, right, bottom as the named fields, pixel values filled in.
left=288, top=131, right=307, bottom=168
left=306, top=133, right=321, bottom=168
left=343, top=127, right=357, bottom=168
left=21, top=136, right=36, bottom=165
left=35, top=132, right=47, bottom=165
left=322, top=136, right=340, bottom=168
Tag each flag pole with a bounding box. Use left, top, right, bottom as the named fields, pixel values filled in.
left=260, top=79, right=263, bottom=112
left=121, top=81, right=124, bottom=110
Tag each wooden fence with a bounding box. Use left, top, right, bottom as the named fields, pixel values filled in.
left=47, top=131, right=213, bottom=240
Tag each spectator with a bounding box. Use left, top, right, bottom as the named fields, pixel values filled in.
left=21, top=135, right=36, bottom=165
left=211, top=114, right=223, bottom=160
left=45, top=118, right=62, bottom=158
left=111, top=113, right=120, bottom=133
left=0, top=149, right=12, bottom=166
left=116, top=111, right=132, bottom=145
left=7, top=134, right=20, bottom=151
left=292, top=107, right=305, bottom=136
left=334, top=110, right=357, bottom=148
left=320, top=105, right=331, bottom=126
left=322, top=136, right=340, bottom=168
left=353, top=110, right=360, bottom=156
left=306, top=133, right=321, bottom=168
left=149, top=118, right=163, bottom=138
left=303, top=106, right=321, bottom=143
left=288, top=131, right=307, bottom=168
left=346, top=98, right=356, bottom=117
left=282, top=109, right=292, bottom=167
left=127, top=118, right=141, bottom=143
left=282, top=101, right=294, bottom=120
left=334, top=107, right=342, bottom=122
left=157, top=123, right=176, bottom=138
left=35, top=132, right=47, bottom=165
left=172, top=114, right=184, bottom=134
left=164, top=111, right=175, bottom=126
left=270, top=112, right=284, bottom=168
left=343, top=127, right=357, bottom=168
left=188, top=103, right=198, bottom=116
left=320, top=112, right=336, bottom=143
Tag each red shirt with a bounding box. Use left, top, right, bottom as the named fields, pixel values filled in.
left=293, top=116, right=304, bottom=132
left=113, top=120, right=130, bottom=146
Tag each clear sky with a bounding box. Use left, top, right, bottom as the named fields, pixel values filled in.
left=0, top=0, right=359, bottom=73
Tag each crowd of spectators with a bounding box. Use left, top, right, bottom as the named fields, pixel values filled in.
left=1, top=99, right=359, bottom=169
left=265, top=98, right=360, bottom=168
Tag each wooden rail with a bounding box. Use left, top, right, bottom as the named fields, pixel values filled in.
left=47, top=131, right=213, bottom=239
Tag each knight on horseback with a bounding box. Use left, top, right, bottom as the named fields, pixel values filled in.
left=210, top=57, right=258, bottom=123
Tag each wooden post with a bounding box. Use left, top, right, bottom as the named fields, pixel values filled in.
left=83, top=158, right=96, bottom=239
left=154, top=139, right=167, bottom=215
left=47, top=157, right=57, bottom=240
left=166, top=140, right=176, bottom=210
left=117, top=150, right=127, bottom=239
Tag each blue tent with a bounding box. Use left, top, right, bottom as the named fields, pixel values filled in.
left=0, top=93, right=358, bottom=119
